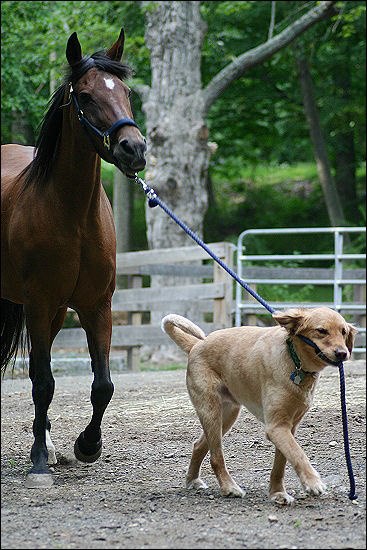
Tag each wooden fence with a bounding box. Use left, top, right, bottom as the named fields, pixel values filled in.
left=52, top=241, right=365, bottom=368
left=53, top=242, right=235, bottom=370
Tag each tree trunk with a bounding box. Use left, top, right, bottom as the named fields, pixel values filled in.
left=140, top=1, right=211, bottom=332
left=142, top=1, right=210, bottom=248
left=296, top=54, right=346, bottom=226
left=331, top=57, right=357, bottom=218
left=113, top=169, right=133, bottom=253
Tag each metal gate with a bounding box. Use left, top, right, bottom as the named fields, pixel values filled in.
left=235, top=227, right=366, bottom=355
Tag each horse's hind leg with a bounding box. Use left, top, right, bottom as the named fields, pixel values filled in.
left=74, top=302, right=114, bottom=463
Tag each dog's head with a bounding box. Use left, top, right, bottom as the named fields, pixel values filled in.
left=273, top=307, right=358, bottom=366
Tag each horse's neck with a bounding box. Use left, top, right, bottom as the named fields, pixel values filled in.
left=52, top=120, right=103, bottom=218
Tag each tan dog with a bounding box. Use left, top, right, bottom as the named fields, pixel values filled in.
left=162, top=307, right=357, bottom=505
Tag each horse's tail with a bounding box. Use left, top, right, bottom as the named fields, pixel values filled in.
left=161, top=314, right=206, bottom=354
left=1, top=299, right=28, bottom=374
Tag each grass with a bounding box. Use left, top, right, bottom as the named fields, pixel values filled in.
left=211, top=159, right=320, bottom=187
left=236, top=161, right=319, bottom=187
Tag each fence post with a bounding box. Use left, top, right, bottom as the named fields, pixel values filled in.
left=213, top=242, right=234, bottom=328
left=126, top=275, right=143, bottom=371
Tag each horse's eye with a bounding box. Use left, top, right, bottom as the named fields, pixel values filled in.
left=316, top=328, right=328, bottom=335
left=79, top=92, right=92, bottom=105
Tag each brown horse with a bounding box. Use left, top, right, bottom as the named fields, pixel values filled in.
left=1, top=29, right=146, bottom=487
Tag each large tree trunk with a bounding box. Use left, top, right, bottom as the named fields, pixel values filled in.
left=296, top=54, right=346, bottom=226
left=142, top=1, right=210, bottom=248
left=140, top=1, right=210, bottom=333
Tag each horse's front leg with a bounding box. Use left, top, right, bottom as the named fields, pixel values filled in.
left=29, top=352, right=57, bottom=466
left=28, top=307, right=67, bottom=468
left=24, top=307, right=55, bottom=488
left=74, top=301, right=114, bottom=463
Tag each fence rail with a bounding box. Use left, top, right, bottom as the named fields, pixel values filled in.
left=53, top=242, right=235, bottom=369
left=235, top=227, right=366, bottom=356
left=52, top=229, right=365, bottom=369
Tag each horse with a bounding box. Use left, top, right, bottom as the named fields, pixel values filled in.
left=1, top=29, right=146, bottom=488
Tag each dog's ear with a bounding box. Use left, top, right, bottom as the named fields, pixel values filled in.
left=272, top=308, right=307, bottom=334
left=345, top=324, right=358, bottom=354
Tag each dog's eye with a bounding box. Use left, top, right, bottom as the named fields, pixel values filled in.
left=341, top=328, right=346, bottom=336
left=316, top=328, right=328, bottom=335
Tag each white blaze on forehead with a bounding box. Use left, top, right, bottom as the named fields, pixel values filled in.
left=104, top=78, right=115, bottom=90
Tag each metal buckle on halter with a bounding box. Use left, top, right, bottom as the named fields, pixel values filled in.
left=103, top=134, right=111, bottom=150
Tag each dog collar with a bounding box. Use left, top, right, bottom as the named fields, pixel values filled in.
left=286, top=338, right=316, bottom=385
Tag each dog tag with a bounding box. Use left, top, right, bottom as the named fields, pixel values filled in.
left=290, top=371, right=304, bottom=385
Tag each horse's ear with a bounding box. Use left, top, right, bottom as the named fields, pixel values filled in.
left=66, top=32, right=83, bottom=66
left=106, top=28, right=125, bottom=61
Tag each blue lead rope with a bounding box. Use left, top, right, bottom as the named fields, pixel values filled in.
left=132, top=173, right=357, bottom=500
left=338, top=364, right=357, bottom=500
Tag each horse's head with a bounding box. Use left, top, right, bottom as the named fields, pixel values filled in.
left=66, top=29, right=146, bottom=177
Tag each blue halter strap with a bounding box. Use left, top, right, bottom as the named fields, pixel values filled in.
left=70, top=89, right=139, bottom=151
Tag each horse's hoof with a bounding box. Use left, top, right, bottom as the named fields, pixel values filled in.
left=74, top=432, right=102, bottom=463
left=25, top=473, right=54, bottom=488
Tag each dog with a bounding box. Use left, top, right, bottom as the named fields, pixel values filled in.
left=161, top=307, right=357, bottom=505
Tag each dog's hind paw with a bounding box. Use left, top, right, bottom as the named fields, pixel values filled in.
left=270, top=491, right=295, bottom=506
left=186, top=478, right=208, bottom=490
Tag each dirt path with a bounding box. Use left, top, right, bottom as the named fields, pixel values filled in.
left=1, top=362, right=366, bottom=549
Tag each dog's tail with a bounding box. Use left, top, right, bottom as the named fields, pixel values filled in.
left=161, top=314, right=206, bottom=354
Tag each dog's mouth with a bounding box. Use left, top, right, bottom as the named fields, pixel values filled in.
left=315, top=349, right=348, bottom=366
left=297, top=335, right=348, bottom=366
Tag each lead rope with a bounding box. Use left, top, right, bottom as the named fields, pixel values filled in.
left=131, top=173, right=357, bottom=500
left=338, top=364, right=357, bottom=500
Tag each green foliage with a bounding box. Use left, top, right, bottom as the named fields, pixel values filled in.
left=1, top=1, right=365, bottom=243
left=204, top=162, right=331, bottom=246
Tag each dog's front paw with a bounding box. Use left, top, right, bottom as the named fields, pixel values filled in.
left=270, top=491, right=295, bottom=506
left=186, top=478, right=208, bottom=490
left=302, top=474, right=327, bottom=496
left=221, top=483, right=246, bottom=498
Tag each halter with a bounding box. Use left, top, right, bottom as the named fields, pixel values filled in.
left=70, top=86, right=139, bottom=151
left=297, top=334, right=343, bottom=367
left=69, top=56, right=139, bottom=151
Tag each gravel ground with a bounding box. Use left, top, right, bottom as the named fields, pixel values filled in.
left=1, top=360, right=365, bottom=549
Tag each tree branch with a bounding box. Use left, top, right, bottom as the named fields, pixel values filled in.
left=268, top=1, right=276, bottom=41
left=202, top=1, right=337, bottom=114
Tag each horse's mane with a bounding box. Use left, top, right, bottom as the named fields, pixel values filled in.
left=21, top=51, right=133, bottom=188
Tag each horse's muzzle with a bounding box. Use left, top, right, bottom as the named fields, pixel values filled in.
left=113, top=136, right=146, bottom=175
